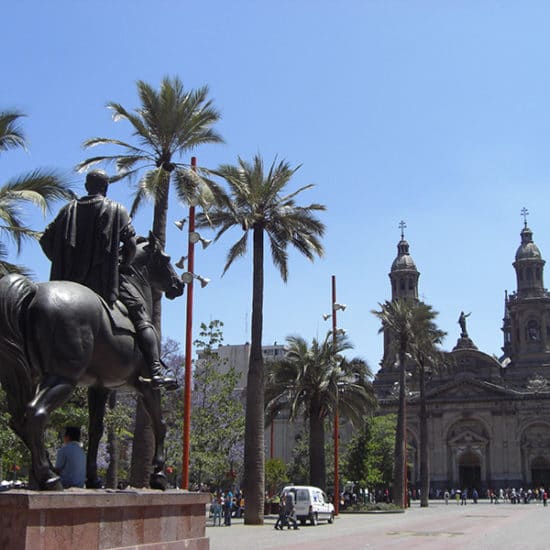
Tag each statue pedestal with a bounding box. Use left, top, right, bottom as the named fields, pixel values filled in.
left=0, top=489, right=209, bottom=550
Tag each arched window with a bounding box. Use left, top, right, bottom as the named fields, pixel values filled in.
left=527, top=319, right=541, bottom=342
left=527, top=268, right=533, bottom=281
left=408, top=278, right=414, bottom=290
left=400, top=279, right=405, bottom=290
left=536, top=268, right=541, bottom=281
left=519, top=269, right=524, bottom=281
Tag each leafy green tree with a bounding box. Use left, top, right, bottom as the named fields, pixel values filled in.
left=372, top=299, right=441, bottom=508
left=342, top=414, right=396, bottom=491
left=197, top=155, right=325, bottom=524
left=265, top=458, right=289, bottom=496
left=0, top=387, right=28, bottom=481
left=77, top=77, right=223, bottom=484
left=189, top=321, right=245, bottom=488
left=0, top=110, right=73, bottom=276
left=265, top=332, right=377, bottom=492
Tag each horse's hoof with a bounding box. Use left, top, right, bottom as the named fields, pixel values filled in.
left=150, top=473, right=168, bottom=491
left=43, top=476, right=63, bottom=491
left=86, top=478, right=102, bottom=489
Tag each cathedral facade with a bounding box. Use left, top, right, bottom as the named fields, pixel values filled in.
left=374, top=221, right=550, bottom=492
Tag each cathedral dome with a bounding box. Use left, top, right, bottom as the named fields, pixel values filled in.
left=515, top=226, right=542, bottom=261
left=391, top=239, right=417, bottom=271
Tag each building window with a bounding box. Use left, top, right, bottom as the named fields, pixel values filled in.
left=527, top=319, right=541, bottom=342
left=408, top=278, right=414, bottom=290
left=519, top=269, right=523, bottom=281
left=527, top=268, right=533, bottom=281
left=536, top=268, right=541, bottom=281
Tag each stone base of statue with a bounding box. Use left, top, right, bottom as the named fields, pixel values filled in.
left=453, top=336, right=478, bottom=351
left=0, top=489, right=209, bottom=550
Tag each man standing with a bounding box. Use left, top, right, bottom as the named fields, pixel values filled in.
left=40, top=170, right=174, bottom=388
left=55, top=427, right=86, bottom=488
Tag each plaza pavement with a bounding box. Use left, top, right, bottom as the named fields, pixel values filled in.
left=207, top=500, right=550, bottom=550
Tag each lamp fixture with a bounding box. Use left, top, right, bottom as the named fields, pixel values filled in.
left=336, top=328, right=347, bottom=335
left=333, top=303, right=346, bottom=312
left=175, top=256, right=187, bottom=270
left=181, top=272, right=210, bottom=288
left=174, top=218, right=187, bottom=231
left=322, top=313, right=331, bottom=321
left=189, top=231, right=212, bottom=249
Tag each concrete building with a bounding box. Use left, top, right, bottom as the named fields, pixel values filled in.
left=374, top=220, right=550, bottom=492
left=199, top=342, right=299, bottom=463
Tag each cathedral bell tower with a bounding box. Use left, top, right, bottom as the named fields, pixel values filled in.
left=389, top=220, right=420, bottom=302
left=504, top=209, right=550, bottom=370
left=380, top=222, right=420, bottom=376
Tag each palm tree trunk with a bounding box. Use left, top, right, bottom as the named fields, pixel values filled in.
left=309, top=400, right=326, bottom=490
left=130, top=171, right=170, bottom=486
left=419, top=363, right=429, bottom=507
left=243, top=225, right=265, bottom=525
left=393, top=348, right=406, bottom=508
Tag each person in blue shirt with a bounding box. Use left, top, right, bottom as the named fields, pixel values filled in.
left=55, top=426, right=86, bottom=488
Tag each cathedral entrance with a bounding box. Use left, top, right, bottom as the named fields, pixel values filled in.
left=531, top=457, right=550, bottom=486
left=458, top=452, right=481, bottom=490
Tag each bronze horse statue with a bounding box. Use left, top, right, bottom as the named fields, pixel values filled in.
left=0, top=234, right=184, bottom=490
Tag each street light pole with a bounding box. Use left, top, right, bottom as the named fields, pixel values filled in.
left=332, top=274, right=339, bottom=516
left=182, top=156, right=197, bottom=490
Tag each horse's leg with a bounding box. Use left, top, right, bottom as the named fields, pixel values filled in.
left=86, top=386, right=109, bottom=488
left=25, top=375, right=76, bottom=490
left=139, top=386, right=167, bottom=490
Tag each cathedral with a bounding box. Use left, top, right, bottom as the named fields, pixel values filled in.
left=373, top=218, right=550, bottom=492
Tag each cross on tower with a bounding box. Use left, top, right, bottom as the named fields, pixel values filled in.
left=399, top=220, right=407, bottom=240
left=521, top=207, right=529, bottom=227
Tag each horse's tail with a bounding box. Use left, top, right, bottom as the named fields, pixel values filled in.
left=0, top=273, right=38, bottom=423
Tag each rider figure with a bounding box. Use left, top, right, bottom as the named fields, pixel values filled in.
left=40, top=170, right=175, bottom=389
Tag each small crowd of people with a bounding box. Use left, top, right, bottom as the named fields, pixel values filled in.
left=209, top=490, right=245, bottom=526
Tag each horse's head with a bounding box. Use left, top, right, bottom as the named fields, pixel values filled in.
left=136, top=233, right=184, bottom=300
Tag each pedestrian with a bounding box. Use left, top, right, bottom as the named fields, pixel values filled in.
left=224, top=490, right=233, bottom=526
left=543, top=490, right=548, bottom=507
left=275, top=492, right=287, bottom=530
left=456, top=489, right=461, bottom=505
left=444, top=490, right=450, bottom=505
left=472, top=488, right=478, bottom=504
left=461, top=489, right=468, bottom=505
left=211, top=496, right=222, bottom=526
left=283, top=491, right=299, bottom=530
left=55, top=426, right=86, bottom=488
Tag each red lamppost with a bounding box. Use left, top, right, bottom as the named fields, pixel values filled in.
left=332, top=275, right=339, bottom=516
left=178, top=156, right=211, bottom=490
left=324, top=275, right=346, bottom=516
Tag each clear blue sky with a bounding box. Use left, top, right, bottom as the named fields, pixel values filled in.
left=3, top=1, right=550, bottom=372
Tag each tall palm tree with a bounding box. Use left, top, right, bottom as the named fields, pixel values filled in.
left=196, top=155, right=325, bottom=524
left=265, top=333, right=377, bottom=491
left=409, top=313, right=446, bottom=507
left=372, top=299, right=440, bottom=508
left=0, top=111, right=73, bottom=276
left=77, top=76, right=223, bottom=487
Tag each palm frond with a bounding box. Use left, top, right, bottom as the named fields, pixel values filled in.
left=0, top=111, right=26, bottom=152
left=223, top=232, right=248, bottom=275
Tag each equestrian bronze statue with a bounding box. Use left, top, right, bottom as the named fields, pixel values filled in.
left=0, top=234, right=184, bottom=490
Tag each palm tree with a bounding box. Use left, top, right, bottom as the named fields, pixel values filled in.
left=265, top=333, right=377, bottom=492
left=196, top=155, right=325, bottom=524
left=0, top=111, right=73, bottom=276
left=77, top=76, right=223, bottom=487
left=372, top=299, right=440, bottom=508
left=409, top=312, right=446, bottom=507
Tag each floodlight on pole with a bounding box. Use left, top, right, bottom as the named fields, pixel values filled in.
left=189, top=231, right=212, bottom=249
left=174, top=218, right=187, bottom=231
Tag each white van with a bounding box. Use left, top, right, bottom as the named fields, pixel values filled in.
left=281, top=485, right=335, bottom=525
